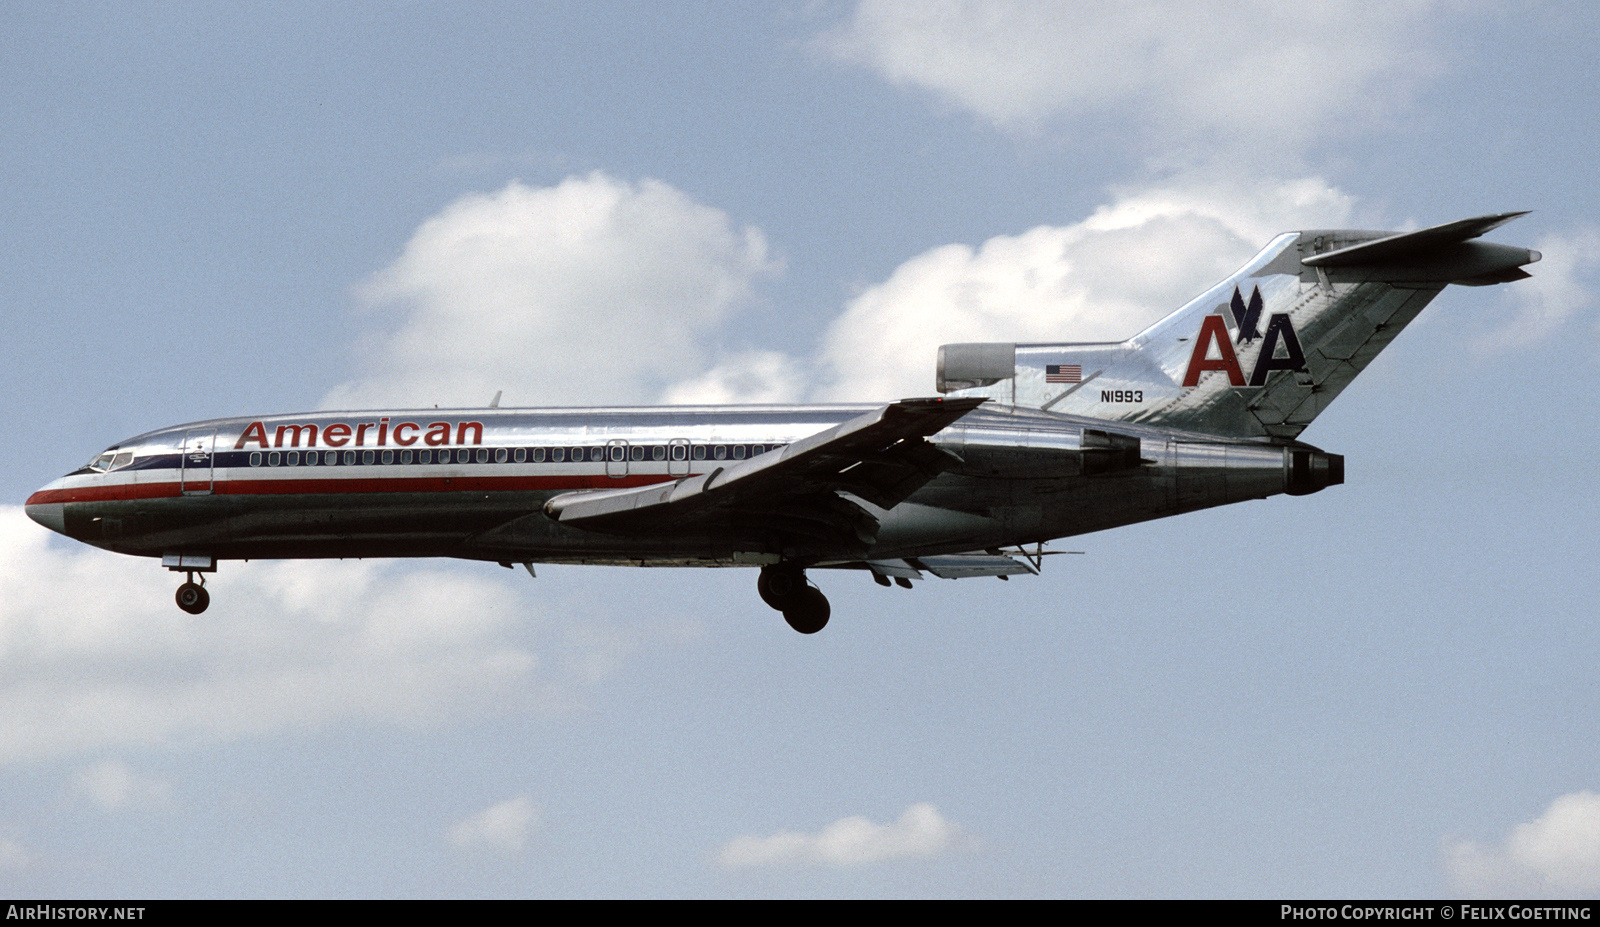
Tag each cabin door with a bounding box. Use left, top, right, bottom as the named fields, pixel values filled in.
left=668, top=439, right=690, bottom=477
left=179, top=428, right=216, bottom=495
left=606, top=440, right=629, bottom=479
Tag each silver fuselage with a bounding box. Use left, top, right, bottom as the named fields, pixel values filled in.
left=25, top=403, right=1336, bottom=569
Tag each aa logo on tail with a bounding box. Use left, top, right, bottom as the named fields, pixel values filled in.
left=1182, top=286, right=1308, bottom=388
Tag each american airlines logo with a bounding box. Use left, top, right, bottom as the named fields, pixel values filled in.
left=235, top=418, right=486, bottom=450
left=1182, top=286, right=1308, bottom=388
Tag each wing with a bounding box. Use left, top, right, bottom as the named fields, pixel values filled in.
left=542, top=397, right=985, bottom=559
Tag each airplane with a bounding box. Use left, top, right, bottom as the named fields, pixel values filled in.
left=25, top=212, right=1540, bottom=633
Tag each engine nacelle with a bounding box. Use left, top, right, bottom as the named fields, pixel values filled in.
left=937, top=342, right=1016, bottom=392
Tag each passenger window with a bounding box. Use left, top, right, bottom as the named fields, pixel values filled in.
left=250, top=452, right=262, bottom=467
left=692, top=445, right=706, bottom=460
left=496, top=448, right=508, bottom=463
left=381, top=450, right=394, bottom=464
left=401, top=449, right=413, bottom=464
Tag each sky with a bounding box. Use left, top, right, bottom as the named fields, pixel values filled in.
left=4, top=0, right=1599, bottom=899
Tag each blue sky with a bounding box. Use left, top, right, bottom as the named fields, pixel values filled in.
left=4, top=1, right=1599, bottom=898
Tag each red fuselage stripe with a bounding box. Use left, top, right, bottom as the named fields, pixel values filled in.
left=26, top=472, right=680, bottom=505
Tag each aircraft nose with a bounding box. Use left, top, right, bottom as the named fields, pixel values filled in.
left=25, top=489, right=66, bottom=535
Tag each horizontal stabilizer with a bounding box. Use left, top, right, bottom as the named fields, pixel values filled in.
left=1303, top=211, right=1531, bottom=267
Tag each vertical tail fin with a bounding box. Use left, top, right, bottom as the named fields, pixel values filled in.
left=937, top=213, right=1540, bottom=439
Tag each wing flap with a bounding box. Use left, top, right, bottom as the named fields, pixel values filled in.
left=861, top=551, right=1040, bottom=580
left=915, top=552, right=1039, bottom=579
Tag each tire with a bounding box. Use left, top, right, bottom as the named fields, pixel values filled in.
left=175, top=582, right=210, bottom=615
left=782, top=586, right=830, bottom=634
left=757, top=565, right=805, bottom=610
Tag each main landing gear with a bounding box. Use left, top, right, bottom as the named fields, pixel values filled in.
left=175, top=574, right=210, bottom=615
left=758, top=564, right=830, bottom=634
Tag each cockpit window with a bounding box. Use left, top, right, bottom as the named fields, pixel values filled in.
left=86, top=448, right=136, bottom=472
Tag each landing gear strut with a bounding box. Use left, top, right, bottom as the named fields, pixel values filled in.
left=758, top=564, right=830, bottom=634
left=175, top=573, right=210, bottom=615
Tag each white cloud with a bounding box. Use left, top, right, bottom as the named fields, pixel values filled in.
left=324, top=172, right=779, bottom=410
left=0, top=506, right=631, bottom=765
left=1447, top=791, right=1600, bottom=897
left=319, top=165, right=1373, bottom=410
left=658, top=349, right=807, bottom=406
left=814, top=176, right=1354, bottom=401
left=825, top=0, right=1446, bottom=159
left=641, top=173, right=1357, bottom=404
left=70, top=759, right=172, bottom=811
left=718, top=802, right=972, bottom=869
left=448, top=794, right=539, bottom=853
left=1473, top=224, right=1600, bottom=354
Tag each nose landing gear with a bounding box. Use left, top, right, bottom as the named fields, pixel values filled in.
left=175, top=573, right=209, bottom=615
left=162, top=554, right=216, bottom=615
left=758, top=564, right=830, bottom=634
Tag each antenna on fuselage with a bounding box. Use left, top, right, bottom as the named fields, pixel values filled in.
left=490, top=390, right=502, bottom=409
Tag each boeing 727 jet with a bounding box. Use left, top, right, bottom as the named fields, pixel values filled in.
left=26, top=213, right=1540, bottom=632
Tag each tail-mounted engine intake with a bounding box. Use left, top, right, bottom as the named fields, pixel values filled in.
left=937, top=343, right=1016, bottom=392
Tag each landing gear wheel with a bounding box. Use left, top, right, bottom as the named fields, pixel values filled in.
left=782, top=586, right=830, bottom=634
left=757, top=565, right=805, bottom=610
left=175, top=582, right=210, bottom=615
left=759, top=564, right=831, bottom=633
